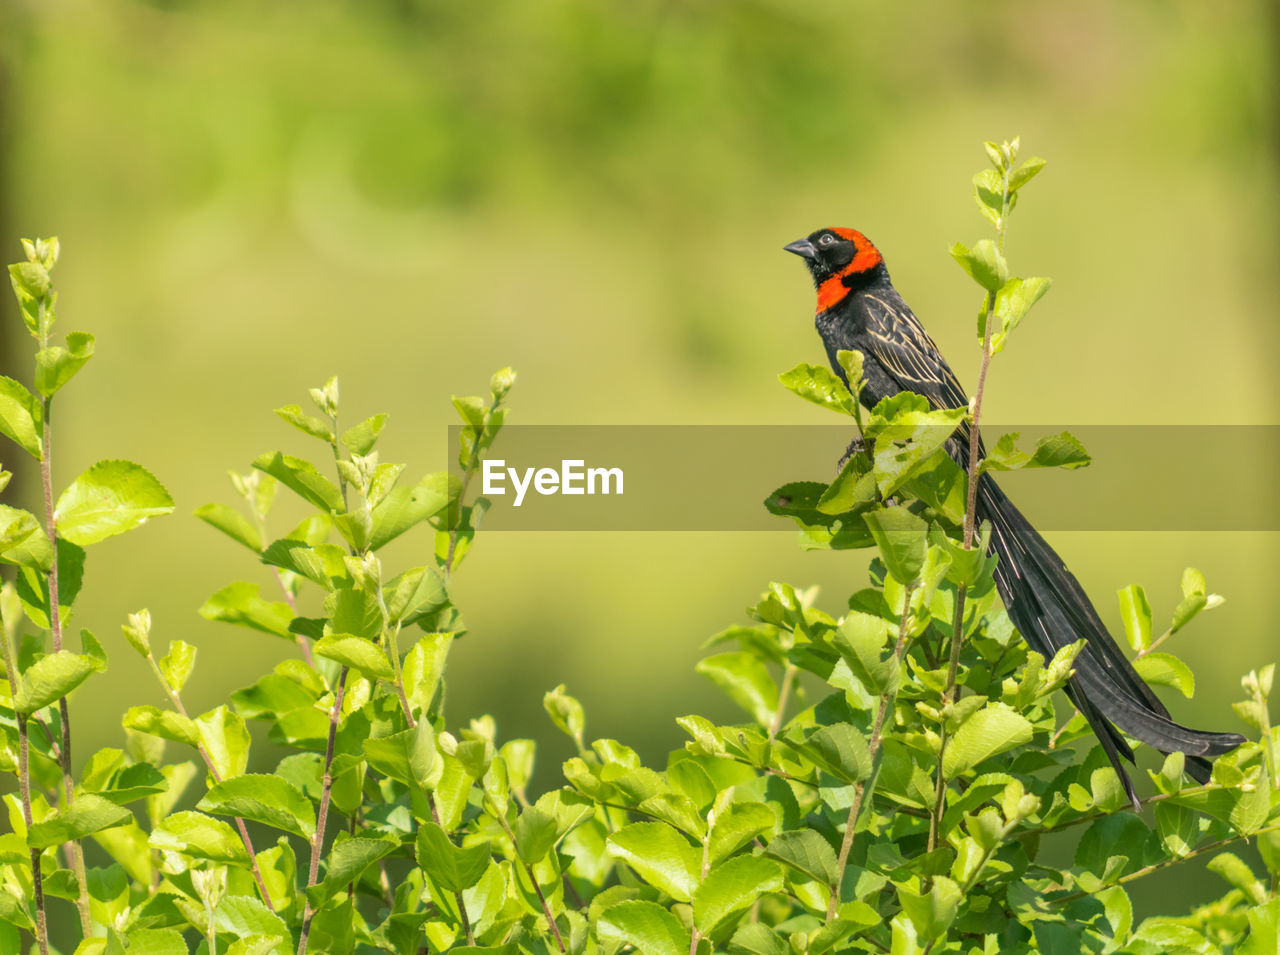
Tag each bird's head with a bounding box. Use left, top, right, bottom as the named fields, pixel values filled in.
left=784, top=227, right=885, bottom=310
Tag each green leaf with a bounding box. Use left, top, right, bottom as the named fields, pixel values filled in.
left=796, top=723, right=872, bottom=784
left=762, top=829, right=838, bottom=885
left=404, top=632, right=453, bottom=718
left=1154, top=801, right=1198, bottom=857
left=199, top=582, right=294, bottom=639
left=990, top=277, right=1051, bottom=352
left=867, top=396, right=967, bottom=500
left=816, top=455, right=878, bottom=515
left=1207, top=852, right=1267, bottom=905
left=370, top=473, right=456, bottom=550
left=194, top=503, right=263, bottom=552
left=1241, top=897, right=1280, bottom=955
left=14, top=649, right=98, bottom=714
left=415, top=822, right=489, bottom=892
left=982, top=431, right=1090, bottom=472
left=693, top=856, right=783, bottom=936
left=696, top=652, right=778, bottom=726
left=1134, top=652, right=1195, bottom=699
left=897, top=876, right=961, bottom=943
left=607, top=822, right=701, bottom=902
left=950, top=240, right=1006, bottom=292
left=54, top=460, right=174, bottom=546
left=27, top=793, right=131, bottom=847
left=385, top=566, right=448, bottom=624
left=16, top=540, right=86, bottom=628
left=515, top=806, right=558, bottom=864
left=118, top=928, right=189, bottom=954
left=261, top=539, right=343, bottom=589
left=194, top=706, right=251, bottom=781
left=363, top=722, right=437, bottom=790
left=973, top=169, right=1003, bottom=226
left=941, top=703, right=1032, bottom=777
left=1230, top=773, right=1271, bottom=836
left=34, top=332, right=95, bottom=397
left=122, top=705, right=200, bottom=747
left=93, top=763, right=167, bottom=806
left=252, top=452, right=344, bottom=513
left=862, top=506, right=927, bottom=583
left=728, top=923, right=788, bottom=955
left=832, top=611, right=896, bottom=695
left=835, top=349, right=866, bottom=399
left=314, top=634, right=393, bottom=680
left=1009, top=157, right=1046, bottom=192
left=0, top=505, right=41, bottom=562
left=158, top=640, right=196, bottom=694
left=306, top=831, right=399, bottom=907
left=707, top=803, right=776, bottom=866
left=274, top=405, right=334, bottom=442
left=213, top=895, right=290, bottom=944
left=545, top=683, right=586, bottom=747
left=598, top=900, right=691, bottom=955
left=150, top=811, right=251, bottom=866
left=0, top=376, right=42, bottom=459
left=9, top=260, right=50, bottom=298
left=777, top=363, right=855, bottom=416
left=198, top=774, right=316, bottom=839
left=1116, top=584, right=1152, bottom=653
left=341, top=414, right=388, bottom=456
left=638, top=793, right=706, bottom=840
left=1097, top=885, right=1133, bottom=949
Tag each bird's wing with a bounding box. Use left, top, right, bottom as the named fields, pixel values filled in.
left=859, top=290, right=970, bottom=413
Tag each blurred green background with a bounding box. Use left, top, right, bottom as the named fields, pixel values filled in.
left=1, top=0, right=1277, bottom=920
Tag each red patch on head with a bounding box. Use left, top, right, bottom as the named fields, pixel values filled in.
left=817, top=275, right=848, bottom=311
left=813, top=228, right=884, bottom=312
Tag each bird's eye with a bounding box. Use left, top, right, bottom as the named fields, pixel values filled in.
left=819, top=234, right=835, bottom=246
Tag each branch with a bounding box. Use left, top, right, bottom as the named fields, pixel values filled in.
left=828, top=582, right=917, bottom=920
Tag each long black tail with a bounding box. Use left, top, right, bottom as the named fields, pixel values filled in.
left=975, top=476, right=1244, bottom=807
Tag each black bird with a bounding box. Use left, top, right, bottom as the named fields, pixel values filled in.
left=785, top=226, right=1244, bottom=807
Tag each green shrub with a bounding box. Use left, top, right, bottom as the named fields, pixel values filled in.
left=0, top=142, right=1276, bottom=955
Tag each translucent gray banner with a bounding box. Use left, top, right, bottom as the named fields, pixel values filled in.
left=447, top=425, right=1280, bottom=531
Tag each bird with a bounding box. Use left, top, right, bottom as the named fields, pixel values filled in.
left=784, top=226, right=1245, bottom=807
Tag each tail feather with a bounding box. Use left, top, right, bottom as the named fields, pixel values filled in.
left=973, top=476, right=1244, bottom=794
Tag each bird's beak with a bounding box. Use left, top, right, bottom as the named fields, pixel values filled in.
left=784, top=238, right=817, bottom=260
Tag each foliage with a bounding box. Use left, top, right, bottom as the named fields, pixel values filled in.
left=0, top=142, right=1276, bottom=955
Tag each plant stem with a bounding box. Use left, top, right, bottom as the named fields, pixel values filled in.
left=2, top=604, right=47, bottom=954
left=828, top=582, right=917, bottom=920
left=456, top=888, right=475, bottom=945
left=928, top=582, right=968, bottom=854
left=1051, top=820, right=1280, bottom=906
left=17, top=714, right=49, bottom=955
left=768, top=664, right=796, bottom=744
left=297, top=666, right=348, bottom=955
left=491, top=799, right=566, bottom=953
left=443, top=447, right=479, bottom=578
left=146, top=652, right=275, bottom=909
left=38, top=398, right=92, bottom=937
left=928, top=162, right=1010, bottom=857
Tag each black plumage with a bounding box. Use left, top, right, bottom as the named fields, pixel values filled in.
left=785, top=227, right=1245, bottom=807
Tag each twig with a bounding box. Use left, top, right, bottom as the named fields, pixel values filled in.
left=3, top=602, right=49, bottom=955
left=38, top=397, right=92, bottom=937
left=490, top=798, right=566, bottom=953
left=768, top=664, right=797, bottom=744
left=827, top=582, right=917, bottom=920
left=145, top=651, right=275, bottom=910
left=297, top=667, right=349, bottom=955
left=1050, top=820, right=1280, bottom=906
left=17, top=714, right=49, bottom=955
left=928, top=160, right=1010, bottom=857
